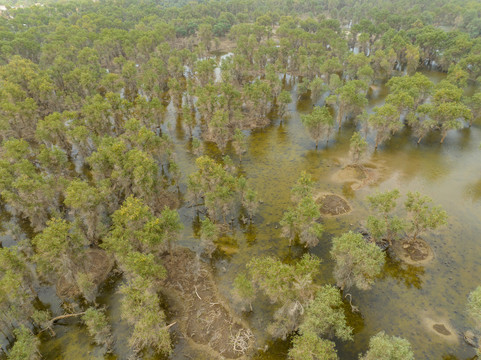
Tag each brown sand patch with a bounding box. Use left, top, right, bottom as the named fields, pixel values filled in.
left=315, top=193, right=352, bottom=216
left=332, top=164, right=380, bottom=190
left=422, top=316, right=458, bottom=343
left=393, top=238, right=434, bottom=265
left=162, top=248, right=254, bottom=359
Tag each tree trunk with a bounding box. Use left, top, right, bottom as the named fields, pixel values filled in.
left=337, top=106, right=343, bottom=130
left=440, top=131, right=447, bottom=144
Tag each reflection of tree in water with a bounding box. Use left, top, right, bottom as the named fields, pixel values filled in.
left=242, top=222, right=258, bottom=246
left=342, top=297, right=365, bottom=335
left=381, top=252, right=425, bottom=289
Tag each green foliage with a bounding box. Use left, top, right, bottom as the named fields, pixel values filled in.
left=241, top=255, right=351, bottom=356
left=280, top=172, right=323, bottom=247
left=188, top=156, right=253, bottom=223
left=467, top=286, right=481, bottom=330
left=199, top=217, right=218, bottom=257
left=366, top=189, right=405, bottom=243
left=331, top=231, right=385, bottom=291
left=119, top=278, right=171, bottom=356
left=8, top=326, right=40, bottom=360
left=360, top=331, right=414, bottom=360
left=349, top=132, right=368, bottom=164
left=102, top=196, right=180, bottom=283
left=298, top=285, right=353, bottom=342
left=404, top=192, right=447, bottom=242
left=368, top=103, right=403, bottom=149
left=82, top=307, right=112, bottom=348
left=301, top=106, right=334, bottom=147
left=288, top=332, right=338, bottom=360
left=335, top=80, right=368, bottom=128
left=247, top=254, right=321, bottom=305
left=232, top=128, right=247, bottom=161
left=278, top=90, right=292, bottom=118
left=232, top=273, right=255, bottom=311
left=288, top=285, right=353, bottom=360
left=33, top=218, right=87, bottom=282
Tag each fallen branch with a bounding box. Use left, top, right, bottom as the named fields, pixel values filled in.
left=194, top=286, right=202, bottom=300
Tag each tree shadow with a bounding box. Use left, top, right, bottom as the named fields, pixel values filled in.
left=380, top=251, right=425, bottom=289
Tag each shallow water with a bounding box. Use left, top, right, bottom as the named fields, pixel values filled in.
left=25, top=70, right=481, bottom=359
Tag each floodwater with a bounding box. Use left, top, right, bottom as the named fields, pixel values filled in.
left=4, top=66, right=481, bottom=360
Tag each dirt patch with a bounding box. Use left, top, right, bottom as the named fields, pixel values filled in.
left=315, top=193, right=352, bottom=216
left=422, top=316, right=458, bottom=343
left=57, top=248, right=114, bottom=299
left=393, top=238, right=434, bottom=265
left=162, top=248, right=254, bottom=359
left=433, top=324, right=451, bottom=336
left=332, top=164, right=379, bottom=190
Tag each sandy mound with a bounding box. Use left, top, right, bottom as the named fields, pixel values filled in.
left=331, top=163, right=380, bottom=190
left=392, top=238, right=434, bottom=265
left=422, top=316, right=458, bottom=344
left=315, top=193, right=352, bottom=216
left=162, top=248, right=254, bottom=359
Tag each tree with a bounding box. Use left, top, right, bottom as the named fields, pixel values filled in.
left=301, top=106, right=334, bottom=148
left=430, top=81, right=471, bottom=143
left=188, top=156, right=251, bottom=223
left=366, top=190, right=405, bottom=244
left=278, top=90, right=292, bottom=119
left=242, top=188, right=259, bottom=221
left=199, top=217, right=218, bottom=257
left=368, top=104, right=403, bottom=150
left=232, top=128, right=247, bottom=162
left=64, top=179, right=111, bottom=242
left=232, top=273, right=255, bottom=311
left=119, top=278, right=172, bottom=356
left=0, top=139, right=61, bottom=231
left=198, top=24, right=213, bottom=51
left=103, top=196, right=182, bottom=267
left=289, top=285, right=352, bottom=360
left=7, top=326, right=40, bottom=360
left=308, top=77, right=326, bottom=100
left=0, top=247, right=37, bottom=337
left=360, top=332, right=414, bottom=360
left=280, top=172, right=324, bottom=247
left=404, top=192, right=447, bottom=243
left=330, top=231, right=385, bottom=291
left=467, top=286, right=481, bottom=356
left=465, top=92, right=481, bottom=127
left=33, top=218, right=88, bottom=290
left=238, top=254, right=351, bottom=357
left=468, top=286, right=481, bottom=329
left=335, top=80, right=368, bottom=129
left=182, top=105, right=196, bottom=138
left=349, top=132, right=368, bottom=165
left=407, top=104, right=437, bottom=144
left=82, top=307, right=112, bottom=349
left=288, top=332, right=338, bottom=360
left=207, top=110, right=231, bottom=154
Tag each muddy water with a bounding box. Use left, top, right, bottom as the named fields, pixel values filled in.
left=33, top=70, right=481, bottom=360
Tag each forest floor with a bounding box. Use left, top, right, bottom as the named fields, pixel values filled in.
left=161, top=248, right=254, bottom=359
